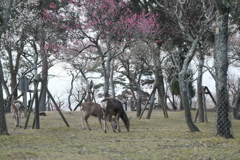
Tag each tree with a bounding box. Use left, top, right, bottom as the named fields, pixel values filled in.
left=43, top=0, right=162, bottom=98
left=196, top=33, right=214, bottom=123
left=214, top=0, right=234, bottom=138
left=1, top=2, right=36, bottom=114
left=0, top=0, right=15, bottom=135
left=154, top=0, right=215, bottom=132
left=38, top=0, right=70, bottom=112
left=132, top=40, right=169, bottom=118
left=117, top=42, right=146, bottom=117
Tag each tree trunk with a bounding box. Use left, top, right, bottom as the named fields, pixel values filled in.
left=39, top=24, right=48, bottom=112
left=32, top=41, right=40, bottom=129
left=179, top=72, right=200, bottom=132
left=157, top=84, right=168, bottom=118
left=178, top=36, right=200, bottom=132
left=110, top=60, right=115, bottom=98
left=153, top=51, right=168, bottom=117
left=34, top=79, right=40, bottom=129
left=197, top=51, right=205, bottom=122
left=102, top=32, right=112, bottom=98
left=0, top=58, right=9, bottom=135
left=0, top=0, right=14, bottom=135
left=103, top=58, right=111, bottom=97
left=179, top=96, right=183, bottom=110
left=214, top=2, right=233, bottom=138
left=136, top=85, right=142, bottom=117
left=7, top=47, right=18, bottom=100
left=232, top=92, right=240, bottom=119
left=127, top=78, right=137, bottom=107
left=172, top=93, right=177, bottom=110
left=146, top=89, right=156, bottom=119
left=68, top=71, right=78, bottom=111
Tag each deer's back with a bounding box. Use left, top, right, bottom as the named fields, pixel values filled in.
left=82, top=101, right=103, bottom=117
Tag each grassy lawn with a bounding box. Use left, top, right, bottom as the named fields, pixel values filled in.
left=1, top=109, right=240, bottom=160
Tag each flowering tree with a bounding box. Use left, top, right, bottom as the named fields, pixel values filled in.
left=43, top=0, right=162, bottom=97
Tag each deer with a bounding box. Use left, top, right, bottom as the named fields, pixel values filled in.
left=10, top=100, right=23, bottom=128
left=81, top=101, right=117, bottom=131
left=100, top=97, right=130, bottom=133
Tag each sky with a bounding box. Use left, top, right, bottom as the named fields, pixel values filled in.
left=47, top=62, right=216, bottom=110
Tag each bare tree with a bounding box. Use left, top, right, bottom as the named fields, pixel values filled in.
left=214, top=0, right=234, bottom=138
left=155, top=0, right=215, bottom=132
left=67, top=70, right=80, bottom=111
left=117, top=46, right=145, bottom=117
left=0, top=0, right=15, bottom=135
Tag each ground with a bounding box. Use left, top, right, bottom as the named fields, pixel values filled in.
left=1, top=109, right=240, bottom=160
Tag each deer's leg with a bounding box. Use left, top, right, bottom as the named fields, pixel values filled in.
left=18, top=110, right=22, bottom=128
left=98, top=117, right=103, bottom=130
left=100, top=118, right=110, bottom=130
left=103, top=119, right=107, bottom=133
left=116, top=113, right=121, bottom=132
left=16, top=117, right=19, bottom=128
left=82, top=113, right=91, bottom=130
left=111, top=117, right=117, bottom=131
left=106, top=121, right=109, bottom=130
left=110, top=116, right=116, bottom=132
left=81, top=113, right=86, bottom=129
left=84, top=115, right=91, bottom=130
left=102, top=110, right=107, bottom=133
left=12, top=112, right=18, bottom=127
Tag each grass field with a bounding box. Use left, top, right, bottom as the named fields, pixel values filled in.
left=1, top=109, right=240, bottom=160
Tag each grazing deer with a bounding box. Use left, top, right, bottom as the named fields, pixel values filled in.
left=10, top=100, right=23, bottom=128
left=81, top=101, right=117, bottom=131
left=100, top=97, right=130, bottom=133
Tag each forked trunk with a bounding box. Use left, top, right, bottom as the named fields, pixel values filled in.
left=179, top=72, right=200, bottom=132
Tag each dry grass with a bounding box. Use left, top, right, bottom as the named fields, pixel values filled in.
left=1, top=110, right=240, bottom=160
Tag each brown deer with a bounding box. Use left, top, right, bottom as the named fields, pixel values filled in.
left=10, top=100, right=23, bottom=128
left=100, top=97, right=130, bottom=133
left=81, top=101, right=117, bottom=131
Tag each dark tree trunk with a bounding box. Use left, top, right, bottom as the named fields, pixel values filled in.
left=136, top=86, right=142, bottom=117
left=214, top=1, right=233, bottom=138
left=179, top=97, right=183, bottom=110
left=179, top=72, right=200, bottom=132
left=153, top=50, right=168, bottom=117
left=178, top=36, right=200, bottom=132
left=68, top=71, right=78, bottom=111
left=0, top=59, right=9, bottom=135
left=127, top=78, right=137, bottom=107
left=102, top=56, right=111, bottom=97
left=157, top=86, right=168, bottom=118
left=110, top=60, right=115, bottom=98
left=7, top=47, right=18, bottom=100
left=197, top=51, right=205, bottom=122
left=0, top=0, right=14, bottom=135
left=34, top=79, right=40, bottom=129
left=172, top=93, right=177, bottom=110
left=39, top=24, right=48, bottom=112
left=232, top=92, right=240, bottom=119
left=146, top=89, right=156, bottom=119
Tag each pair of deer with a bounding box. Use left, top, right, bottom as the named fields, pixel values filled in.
left=11, top=97, right=130, bottom=133
left=81, top=97, right=130, bottom=133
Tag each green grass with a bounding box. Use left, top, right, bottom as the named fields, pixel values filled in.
left=1, top=110, right=240, bottom=160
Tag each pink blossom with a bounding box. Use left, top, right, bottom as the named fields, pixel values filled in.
left=49, top=2, right=56, bottom=9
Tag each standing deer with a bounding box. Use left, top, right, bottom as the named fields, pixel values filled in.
left=100, top=97, right=130, bottom=133
left=81, top=101, right=117, bottom=131
left=10, top=100, right=23, bottom=128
